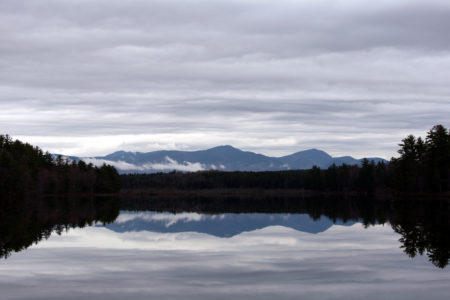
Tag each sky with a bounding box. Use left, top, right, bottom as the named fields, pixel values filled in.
left=1, top=0, right=450, bottom=159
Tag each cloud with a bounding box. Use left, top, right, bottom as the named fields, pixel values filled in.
left=83, top=156, right=205, bottom=172
left=1, top=0, right=450, bottom=158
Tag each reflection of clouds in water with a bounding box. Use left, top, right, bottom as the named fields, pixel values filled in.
left=34, top=224, right=396, bottom=251
left=115, top=212, right=208, bottom=227
left=1, top=224, right=449, bottom=299
left=115, top=211, right=228, bottom=228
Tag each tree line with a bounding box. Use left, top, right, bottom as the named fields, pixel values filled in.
left=121, top=161, right=388, bottom=193
left=121, top=125, right=450, bottom=194
left=0, top=135, right=121, bottom=198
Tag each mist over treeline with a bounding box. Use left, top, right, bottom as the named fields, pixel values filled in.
left=122, top=125, right=450, bottom=194
left=0, top=135, right=121, bottom=198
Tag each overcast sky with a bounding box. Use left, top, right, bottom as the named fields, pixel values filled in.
left=1, top=0, right=450, bottom=158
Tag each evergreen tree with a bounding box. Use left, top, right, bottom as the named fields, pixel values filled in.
left=392, top=124, right=450, bottom=192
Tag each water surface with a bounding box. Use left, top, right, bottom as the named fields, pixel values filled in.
left=0, top=196, right=448, bottom=299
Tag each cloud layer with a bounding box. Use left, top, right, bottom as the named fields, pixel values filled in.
left=1, top=0, right=450, bottom=158
left=83, top=156, right=206, bottom=172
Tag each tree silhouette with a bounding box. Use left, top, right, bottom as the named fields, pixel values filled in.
left=0, top=134, right=121, bottom=197
left=392, top=125, right=450, bottom=192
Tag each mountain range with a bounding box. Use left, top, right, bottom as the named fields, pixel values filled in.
left=63, top=145, right=387, bottom=174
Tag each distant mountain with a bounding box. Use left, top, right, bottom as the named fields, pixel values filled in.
left=105, top=211, right=356, bottom=237
left=279, top=149, right=333, bottom=169
left=330, top=156, right=360, bottom=166
left=62, top=145, right=387, bottom=174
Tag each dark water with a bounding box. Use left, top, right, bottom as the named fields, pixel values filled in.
left=0, top=195, right=449, bottom=299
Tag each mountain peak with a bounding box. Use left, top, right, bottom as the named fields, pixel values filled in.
left=207, top=145, right=241, bottom=152
left=282, top=148, right=332, bottom=159
left=279, top=148, right=333, bottom=169
left=301, top=148, right=329, bottom=154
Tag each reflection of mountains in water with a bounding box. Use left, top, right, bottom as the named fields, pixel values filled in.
left=104, top=211, right=356, bottom=237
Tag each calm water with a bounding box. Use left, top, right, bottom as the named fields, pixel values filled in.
left=0, top=196, right=449, bottom=299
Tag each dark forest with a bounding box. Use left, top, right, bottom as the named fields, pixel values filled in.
left=0, top=134, right=121, bottom=199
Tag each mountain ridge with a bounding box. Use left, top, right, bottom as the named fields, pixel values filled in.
left=61, top=145, right=388, bottom=174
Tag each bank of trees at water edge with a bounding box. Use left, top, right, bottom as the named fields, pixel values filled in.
left=0, top=135, right=121, bottom=198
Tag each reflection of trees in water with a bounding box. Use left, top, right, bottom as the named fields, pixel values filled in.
left=0, top=196, right=120, bottom=259
left=1, top=193, right=448, bottom=268
left=390, top=198, right=450, bottom=268
left=122, top=194, right=449, bottom=268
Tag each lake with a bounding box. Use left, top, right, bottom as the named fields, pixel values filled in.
left=0, top=195, right=449, bottom=299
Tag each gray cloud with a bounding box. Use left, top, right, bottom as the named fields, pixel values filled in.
left=1, top=0, right=450, bottom=158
